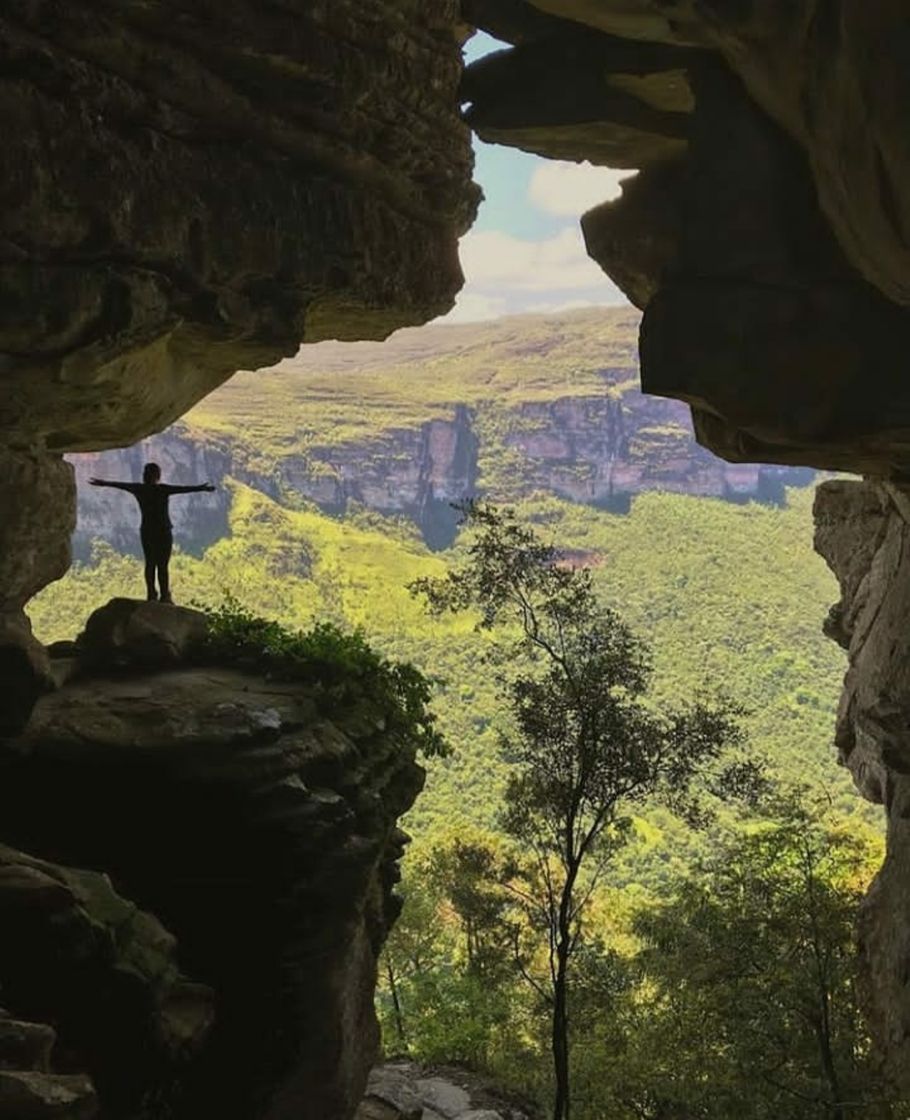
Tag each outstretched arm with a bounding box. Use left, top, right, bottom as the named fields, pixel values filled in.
left=89, top=478, right=140, bottom=493
left=163, top=483, right=216, bottom=495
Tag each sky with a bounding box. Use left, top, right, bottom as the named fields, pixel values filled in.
left=443, top=32, right=633, bottom=322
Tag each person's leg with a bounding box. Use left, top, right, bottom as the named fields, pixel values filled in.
left=157, top=533, right=173, bottom=603
left=140, top=530, right=158, bottom=600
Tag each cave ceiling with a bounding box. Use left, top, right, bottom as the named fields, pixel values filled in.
left=465, top=0, right=910, bottom=476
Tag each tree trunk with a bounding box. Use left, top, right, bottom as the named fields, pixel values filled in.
left=552, top=938, right=571, bottom=1120
left=386, top=958, right=408, bottom=1052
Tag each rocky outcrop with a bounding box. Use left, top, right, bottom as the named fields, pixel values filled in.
left=357, top=1062, right=537, bottom=1120
left=814, top=480, right=910, bottom=1093
left=0, top=0, right=478, bottom=729
left=0, top=600, right=424, bottom=1120
left=0, top=841, right=212, bottom=1117
left=464, top=2, right=910, bottom=477
left=0, top=449, right=75, bottom=735
left=462, top=0, right=910, bottom=1084
left=1, top=0, right=477, bottom=454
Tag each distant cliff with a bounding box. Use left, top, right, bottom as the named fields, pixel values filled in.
left=70, top=309, right=814, bottom=554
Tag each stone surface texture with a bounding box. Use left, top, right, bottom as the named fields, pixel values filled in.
left=466, top=1, right=910, bottom=476
left=0, top=601, right=425, bottom=1120
left=0, top=0, right=478, bottom=455
left=356, top=1062, right=537, bottom=1120
left=76, top=597, right=208, bottom=670
left=0, top=842, right=211, bottom=1117
left=0, top=0, right=477, bottom=731
left=0, top=449, right=75, bottom=735
left=814, top=479, right=910, bottom=1092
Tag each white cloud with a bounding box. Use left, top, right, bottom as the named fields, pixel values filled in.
left=458, top=227, right=611, bottom=293
left=443, top=292, right=508, bottom=323
left=528, top=161, right=637, bottom=217
left=439, top=225, right=626, bottom=322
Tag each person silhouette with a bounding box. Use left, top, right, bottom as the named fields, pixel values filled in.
left=89, top=462, right=215, bottom=603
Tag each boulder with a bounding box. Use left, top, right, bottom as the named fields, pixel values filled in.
left=0, top=1071, right=97, bottom=1120
left=76, top=598, right=208, bottom=670
left=356, top=1063, right=536, bottom=1120
left=360, top=1064, right=425, bottom=1119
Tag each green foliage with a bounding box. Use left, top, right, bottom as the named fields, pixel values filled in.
left=378, top=800, right=893, bottom=1120
left=413, top=502, right=742, bottom=1120
left=616, top=800, right=894, bottom=1119
left=28, top=482, right=870, bottom=867
left=200, top=594, right=449, bottom=758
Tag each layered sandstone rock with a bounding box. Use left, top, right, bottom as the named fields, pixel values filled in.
left=0, top=600, right=425, bottom=1120
left=1, top=0, right=477, bottom=453
left=68, top=354, right=810, bottom=558
left=814, top=480, right=910, bottom=1092
left=0, top=0, right=478, bottom=730
left=465, top=1, right=910, bottom=476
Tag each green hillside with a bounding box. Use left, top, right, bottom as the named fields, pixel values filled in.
left=186, top=306, right=642, bottom=451
left=30, top=481, right=869, bottom=872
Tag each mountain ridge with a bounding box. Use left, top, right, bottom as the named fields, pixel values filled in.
left=70, top=307, right=814, bottom=553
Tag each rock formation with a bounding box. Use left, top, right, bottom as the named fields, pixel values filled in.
left=814, top=480, right=910, bottom=1091
left=0, top=599, right=425, bottom=1119
left=0, top=840, right=212, bottom=1118
left=4, top=0, right=910, bottom=1102
left=460, top=0, right=910, bottom=1088
left=464, top=1, right=910, bottom=476
left=68, top=309, right=813, bottom=556
left=356, top=1061, right=537, bottom=1120
left=0, top=0, right=478, bottom=730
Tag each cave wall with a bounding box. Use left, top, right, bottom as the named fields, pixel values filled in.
left=0, top=4, right=474, bottom=1116
left=0, top=0, right=478, bottom=731
left=0, top=599, right=425, bottom=1119
left=4, top=0, right=910, bottom=1107
left=815, top=480, right=910, bottom=1089
left=462, top=0, right=910, bottom=1092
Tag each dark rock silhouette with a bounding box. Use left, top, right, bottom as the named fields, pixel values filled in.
left=0, top=600, right=423, bottom=1120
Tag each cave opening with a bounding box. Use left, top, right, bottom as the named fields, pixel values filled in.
left=1, top=3, right=908, bottom=1118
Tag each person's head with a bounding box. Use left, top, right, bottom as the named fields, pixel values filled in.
left=143, top=462, right=161, bottom=485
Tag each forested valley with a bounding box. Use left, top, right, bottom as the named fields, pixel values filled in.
left=30, top=310, right=895, bottom=1118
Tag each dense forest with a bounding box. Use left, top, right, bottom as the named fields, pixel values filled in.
left=29, top=309, right=895, bottom=1117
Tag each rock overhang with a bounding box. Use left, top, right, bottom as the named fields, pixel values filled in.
left=462, top=0, right=910, bottom=477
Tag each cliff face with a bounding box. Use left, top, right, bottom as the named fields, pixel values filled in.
left=814, top=481, right=910, bottom=1092
left=68, top=311, right=813, bottom=556
left=0, top=599, right=424, bottom=1120
left=500, top=393, right=808, bottom=511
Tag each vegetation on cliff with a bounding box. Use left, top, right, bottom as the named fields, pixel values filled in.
left=201, top=597, right=447, bottom=759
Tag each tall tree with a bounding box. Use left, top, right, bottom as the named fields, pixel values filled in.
left=413, top=502, right=740, bottom=1120
left=632, top=798, right=892, bottom=1120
